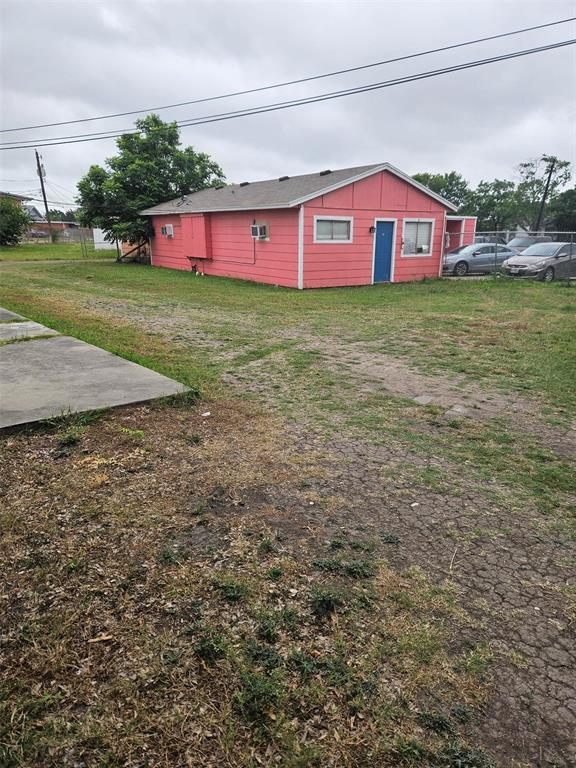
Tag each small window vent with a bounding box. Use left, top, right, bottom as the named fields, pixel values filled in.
left=239, top=181, right=250, bottom=187
left=319, top=169, right=332, bottom=176
left=278, top=175, right=290, bottom=181
left=160, top=224, right=174, bottom=237
left=250, top=224, right=268, bottom=239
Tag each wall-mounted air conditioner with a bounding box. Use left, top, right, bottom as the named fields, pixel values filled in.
left=250, top=224, right=268, bottom=239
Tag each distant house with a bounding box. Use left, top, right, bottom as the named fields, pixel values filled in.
left=141, top=163, right=477, bottom=289
left=0, top=191, right=32, bottom=203
left=23, top=205, right=46, bottom=223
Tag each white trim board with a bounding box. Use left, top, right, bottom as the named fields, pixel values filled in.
left=371, top=218, right=397, bottom=284
left=297, top=205, right=304, bottom=290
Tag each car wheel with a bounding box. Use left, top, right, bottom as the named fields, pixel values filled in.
left=453, top=261, right=469, bottom=277
left=542, top=266, right=555, bottom=283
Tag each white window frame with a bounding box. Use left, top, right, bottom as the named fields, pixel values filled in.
left=401, top=218, right=435, bottom=258
left=313, top=215, right=354, bottom=244
left=160, top=223, right=174, bottom=238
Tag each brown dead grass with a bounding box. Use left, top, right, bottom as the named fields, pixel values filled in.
left=1, top=399, right=493, bottom=767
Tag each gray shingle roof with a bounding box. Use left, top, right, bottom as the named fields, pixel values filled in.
left=140, top=163, right=456, bottom=215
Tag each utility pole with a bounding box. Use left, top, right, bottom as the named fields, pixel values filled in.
left=35, top=149, right=53, bottom=240
left=533, top=157, right=556, bottom=233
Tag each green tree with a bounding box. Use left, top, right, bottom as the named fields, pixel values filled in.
left=0, top=198, right=30, bottom=245
left=47, top=208, right=77, bottom=222
left=547, top=187, right=576, bottom=231
left=412, top=171, right=472, bottom=210
left=76, top=114, right=225, bottom=244
left=469, top=179, right=518, bottom=230
left=514, top=154, right=571, bottom=230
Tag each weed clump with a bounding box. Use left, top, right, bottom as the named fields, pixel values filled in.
left=212, top=575, right=250, bottom=603
left=234, top=671, right=283, bottom=723
left=434, top=743, right=495, bottom=768
left=57, top=425, right=85, bottom=447
left=245, top=640, right=283, bottom=671
left=194, top=629, right=228, bottom=664
left=312, top=558, right=375, bottom=579
left=416, top=710, right=454, bottom=735
left=310, top=586, right=345, bottom=618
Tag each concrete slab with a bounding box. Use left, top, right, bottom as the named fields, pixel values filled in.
left=0, top=334, right=187, bottom=429
left=0, top=308, right=24, bottom=322
left=0, top=321, right=59, bottom=341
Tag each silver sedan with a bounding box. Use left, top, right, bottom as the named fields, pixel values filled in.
left=443, top=244, right=517, bottom=276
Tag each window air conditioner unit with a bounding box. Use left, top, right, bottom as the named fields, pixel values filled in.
left=161, top=224, right=174, bottom=237
left=250, top=224, right=267, bottom=239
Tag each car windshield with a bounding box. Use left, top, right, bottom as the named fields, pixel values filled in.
left=507, top=237, right=535, bottom=248
left=521, top=244, right=562, bottom=257
left=450, top=245, right=479, bottom=255
left=446, top=245, right=468, bottom=255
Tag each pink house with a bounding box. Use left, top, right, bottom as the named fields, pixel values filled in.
left=445, top=215, right=478, bottom=252
left=141, top=163, right=476, bottom=289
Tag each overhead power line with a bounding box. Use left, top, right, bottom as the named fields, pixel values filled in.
left=1, top=39, right=574, bottom=152
left=1, top=16, right=574, bottom=135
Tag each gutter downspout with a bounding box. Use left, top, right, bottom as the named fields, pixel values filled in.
left=298, top=205, right=304, bottom=289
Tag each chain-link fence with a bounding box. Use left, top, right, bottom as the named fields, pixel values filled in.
left=475, top=230, right=576, bottom=246
left=22, top=226, right=94, bottom=244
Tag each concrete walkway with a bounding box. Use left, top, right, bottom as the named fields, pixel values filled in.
left=0, top=308, right=186, bottom=429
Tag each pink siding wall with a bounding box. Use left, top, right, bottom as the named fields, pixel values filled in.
left=445, top=220, right=463, bottom=252
left=302, top=170, right=448, bottom=288
left=444, top=217, right=477, bottom=253
left=462, top=217, right=477, bottom=245
left=151, top=209, right=299, bottom=287
left=150, top=215, right=188, bottom=271
left=150, top=169, right=453, bottom=289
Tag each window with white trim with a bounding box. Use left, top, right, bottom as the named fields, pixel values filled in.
left=314, top=217, right=353, bottom=243
left=403, top=220, right=433, bottom=256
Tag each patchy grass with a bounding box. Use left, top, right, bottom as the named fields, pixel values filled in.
left=0, top=260, right=573, bottom=406
left=0, top=401, right=493, bottom=767
left=1, top=261, right=573, bottom=764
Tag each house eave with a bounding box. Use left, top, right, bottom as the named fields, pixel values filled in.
left=140, top=203, right=293, bottom=216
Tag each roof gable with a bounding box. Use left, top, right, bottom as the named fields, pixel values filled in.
left=140, top=163, right=457, bottom=216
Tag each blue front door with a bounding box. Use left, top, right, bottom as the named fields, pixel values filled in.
left=373, top=221, right=395, bottom=282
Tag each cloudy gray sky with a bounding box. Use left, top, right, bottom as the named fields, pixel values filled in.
left=1, top=0, right=575, bottom=212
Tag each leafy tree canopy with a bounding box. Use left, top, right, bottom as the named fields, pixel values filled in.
left=0, top=198, right=31, bottom=246
left=514, top=154, right=571, bottom=230
left=47, top=208, right=77, bottom=222
left=76, top=114, right=225, bottom=243
left=415, top=154, right=572, bottom=232
left=548, top=187, right=576, bottom=232
left=412, top=171, right=472, bottom=210
left=470, top=179, right=518, bottom=231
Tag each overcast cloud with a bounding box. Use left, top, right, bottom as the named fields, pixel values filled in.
left=1, top=0, right=575, bottom=211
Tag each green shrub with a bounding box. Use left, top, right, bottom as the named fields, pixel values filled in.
left=0, top=198, right=30, bottom=246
